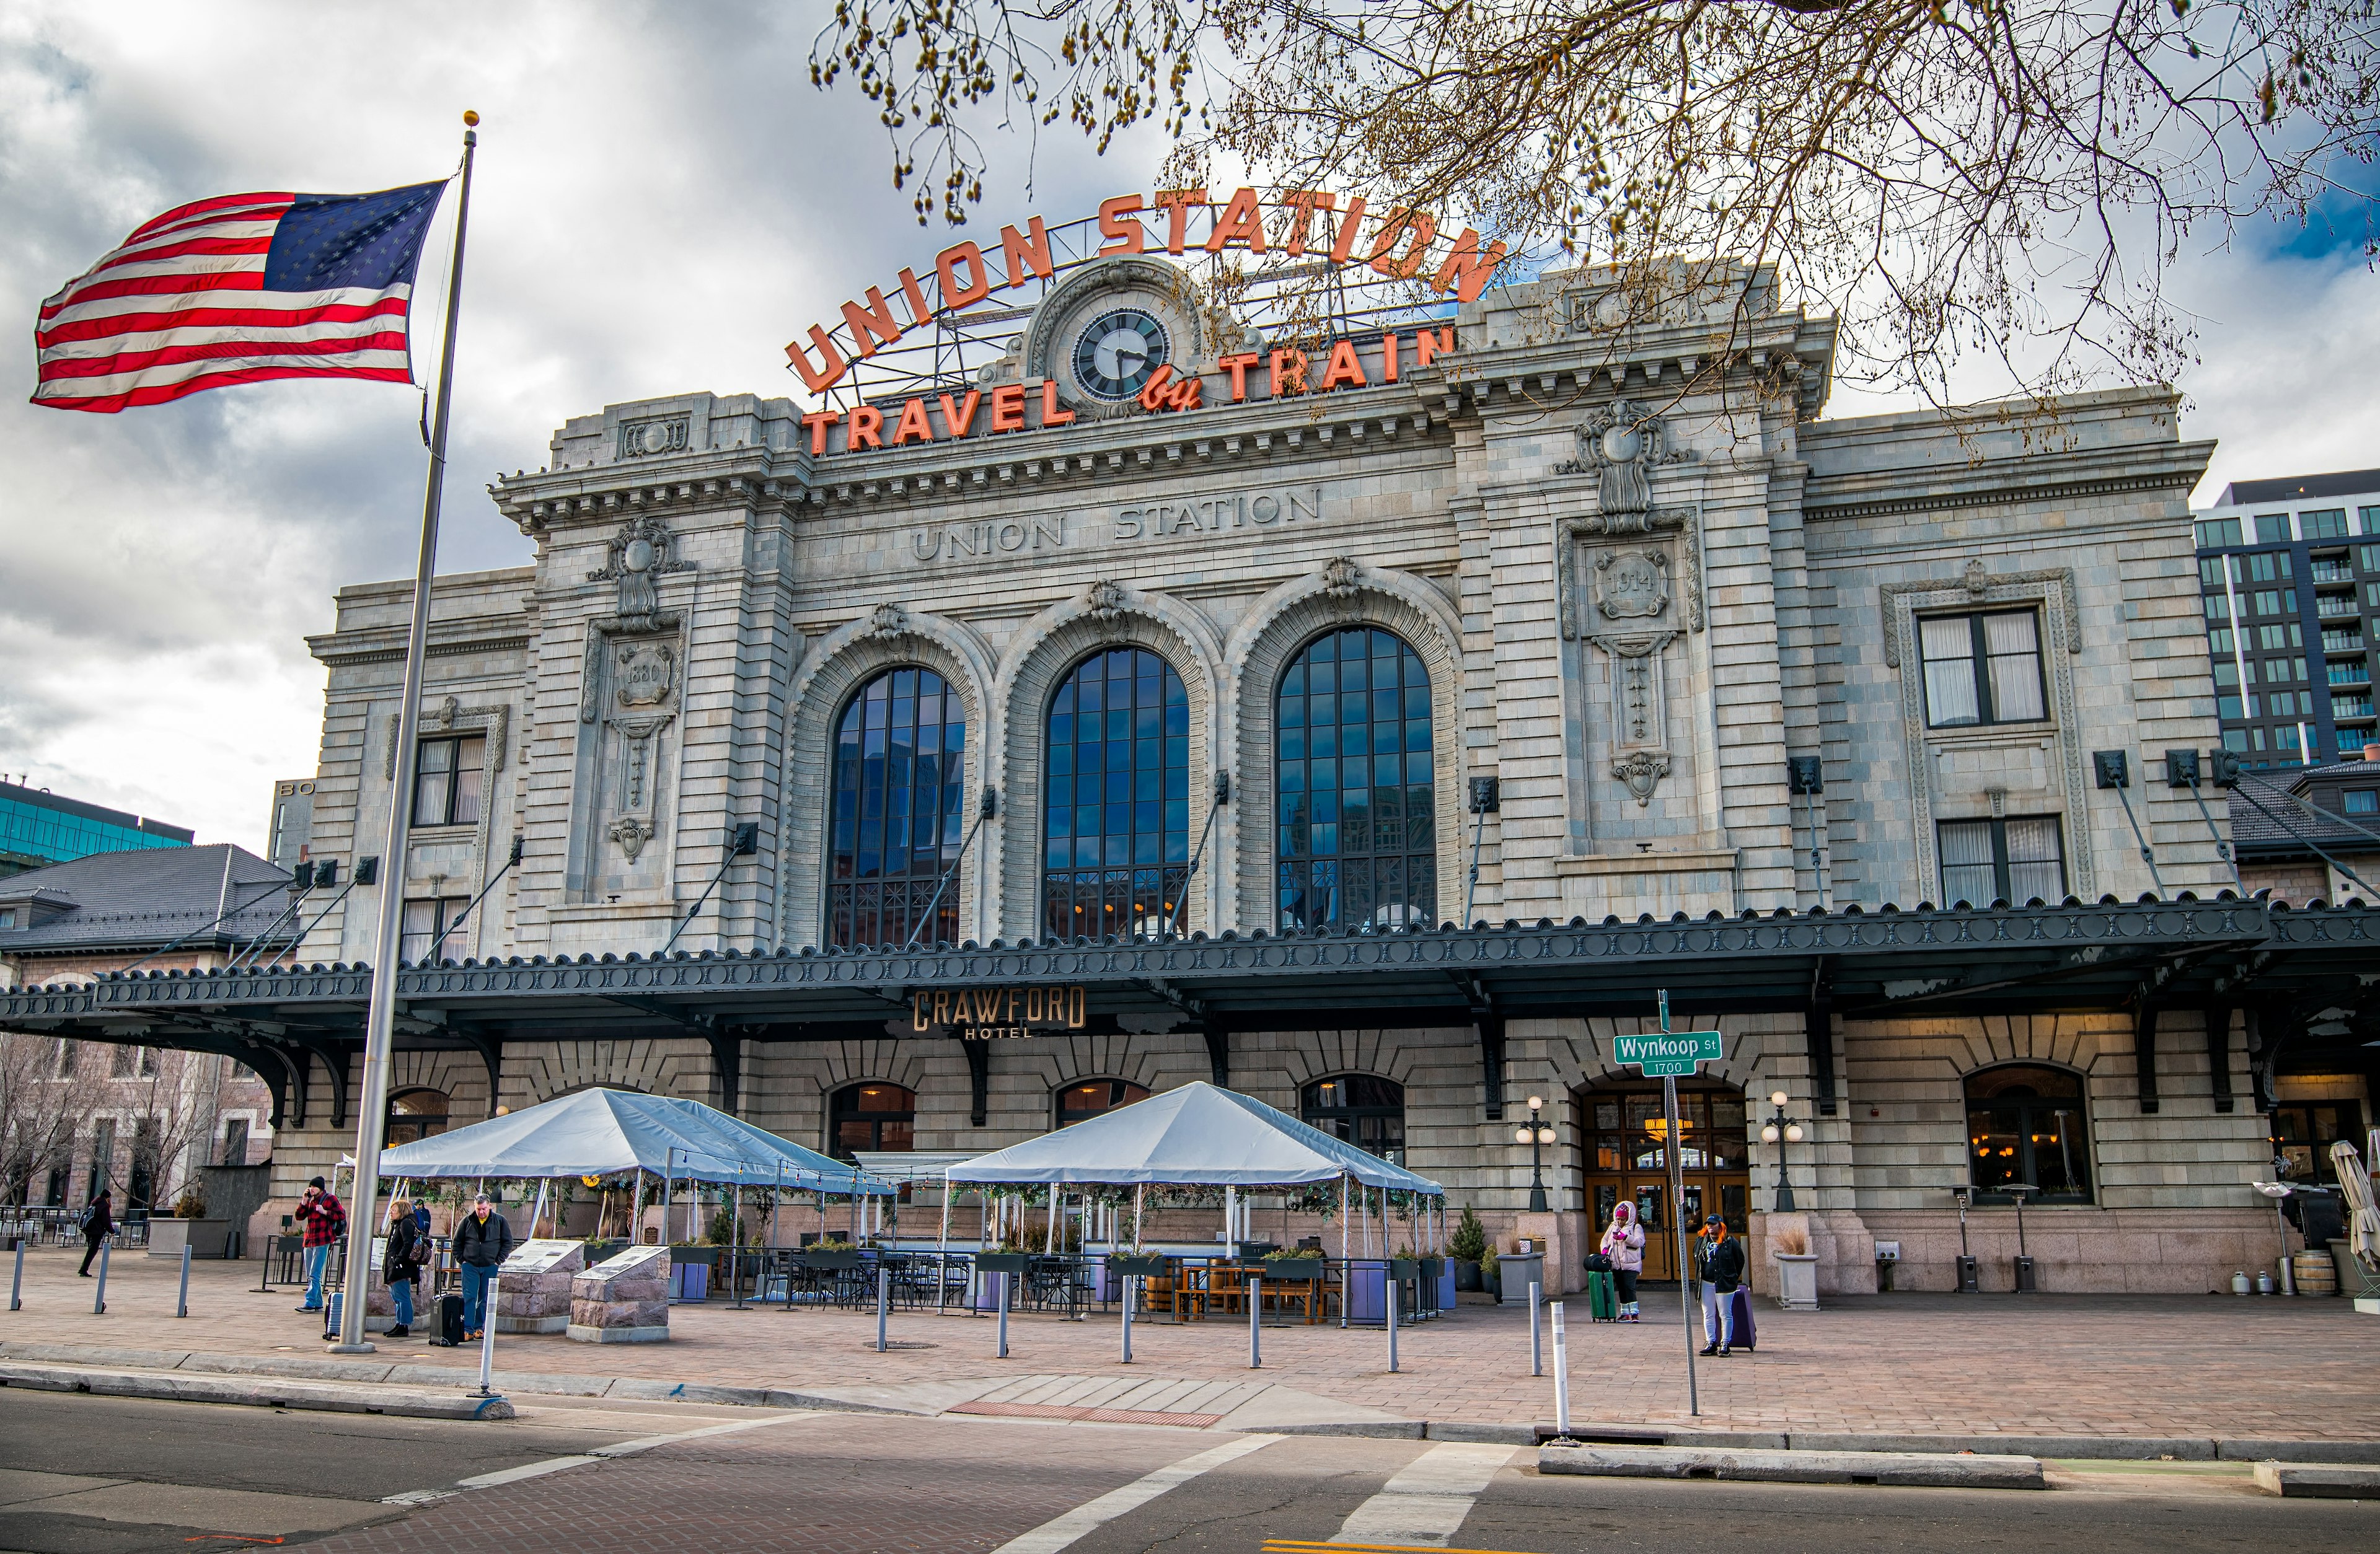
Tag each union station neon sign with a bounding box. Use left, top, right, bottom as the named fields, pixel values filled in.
left=783, top=187, right=1506, bottom=455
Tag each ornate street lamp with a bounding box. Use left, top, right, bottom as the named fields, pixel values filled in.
left=1515, top=1095, right=1555, bottom=1212
left=1758, top=1090, right=1804, bottom=1212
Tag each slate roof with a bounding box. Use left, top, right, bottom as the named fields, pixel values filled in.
left=2228, top=763, right=2380, bottom=859
left=0, top=844, right=294, bottom=954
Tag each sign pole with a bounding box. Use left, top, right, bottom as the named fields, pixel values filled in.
left=1660, top=990, right=1699, bottom=1418
left=335, top=112, right=480, bottom=1353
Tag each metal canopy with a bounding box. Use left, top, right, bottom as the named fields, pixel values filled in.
left=4, top=900, right=2374, bottom=1091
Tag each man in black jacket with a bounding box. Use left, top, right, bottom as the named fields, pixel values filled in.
left=453, top=1192, right=517, bottom=1339
left=1695, top=1214, right=1746, bottom=1356
left=76, top=1188, right=113, bottom=1276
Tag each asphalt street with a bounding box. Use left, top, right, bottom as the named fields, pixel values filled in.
left=0, top=1391, right=2370, bottom=1553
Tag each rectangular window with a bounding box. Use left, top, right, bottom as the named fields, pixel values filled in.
left=219, top=1118, right=250, bottom=1167
left=2198, top=558, right=2229, bottom=587
left=2341, top=727, right=2371, bottom=753
left=2208, top=628, right=2234, bottom=655
left=2259, top=623, right=2303, bottom=651
left=1918, top=610, right=2047, bottom=728
left=2347, top=789, right=2379, bottom=815
left=2217, top=694, right=2251, bottom=721
left=2255, top=514, right=2294, bottom=543
left=410, top=735, right=485, bottom=828
left=399, top=895, right=472, bottom=965
left=1938, top=815, right=2068, bottom=907
left=87, top=1119, right=115, bottom=1197
left=2247, top=551, right=2291, bottom=582
left=2270, top=690, right=2297, bottom=718
left=2202, top=594, right=2229, bottom=624
left=2301, top=508, right=2349, bottom=540
left=2195, top=518, right=2242, bottom=548
left=2222, top=727, right=2251, bottom=752
left=2276, top=657, right=2306, bottom=682
left=108, top=1045, right=134, bottom=1078
left=2211, top=659, right=2239, bottom=688
left=2252, top=590, right=2299, bottom=617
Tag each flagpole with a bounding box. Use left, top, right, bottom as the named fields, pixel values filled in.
left=332, top=111, right=480, bottom=1353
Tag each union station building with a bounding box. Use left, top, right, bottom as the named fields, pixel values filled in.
left=7, top=197, right=2373, bottom=1296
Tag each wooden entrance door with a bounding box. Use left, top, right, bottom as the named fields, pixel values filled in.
left=1581, top=1084, right=1752, bottom=1281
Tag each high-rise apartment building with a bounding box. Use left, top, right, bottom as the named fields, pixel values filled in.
left=2192, top=468, right=2380, bottom=767
left=0, top=778, right=192, bottom=879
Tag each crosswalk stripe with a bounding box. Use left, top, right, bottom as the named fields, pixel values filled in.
left=991, top=1433, right=1278, bottom=1553
left=1325, top=1441, right=1521, bottom=1548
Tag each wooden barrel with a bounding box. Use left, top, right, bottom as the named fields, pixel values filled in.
left=2293, top=1250, right=2338, bottom=1296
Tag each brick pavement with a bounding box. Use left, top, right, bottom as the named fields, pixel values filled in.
left=6, top=1249, right=2379, bottom=1441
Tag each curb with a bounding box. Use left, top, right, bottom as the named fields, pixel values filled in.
left=2252, top=1461, right=2380, bottom=1498
left=1531, top=1420, right=2380, bottom=1465
left=0, top=1359, right=514, bottom=1421
left=1539, top=1441, right=2047, bottom=1490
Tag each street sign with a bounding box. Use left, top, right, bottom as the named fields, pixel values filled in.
left=1613, top=1030, right=1723, bottom=1076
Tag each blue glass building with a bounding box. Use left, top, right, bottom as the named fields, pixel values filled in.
left=0, top=779, right=192, bottom=879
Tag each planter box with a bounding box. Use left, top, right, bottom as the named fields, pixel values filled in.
left=669, top=1244, right=718, bottom=1265
left=147, top=1218, right=232, bottom=1259
left=974, top=1252, right=1031, bottom=1275
left=1260, top=1259, right=1324, bottom=1281
left=1773, top=1252, right=1819, bottom=1311
left=1389, top=1258, right=1419, bottom=1281
left=802, top=1248, right=862, bottom=1270
left=1108, top=1255, right=1170, bottom=1278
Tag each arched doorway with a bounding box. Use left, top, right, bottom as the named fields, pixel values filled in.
left=1576, top=1079, right=1750, bottom=1280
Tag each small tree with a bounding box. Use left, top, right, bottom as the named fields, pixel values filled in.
left=0, top=1036, right=105, bottom=1206
left=1448, top=1204, right=1489, bottom=1263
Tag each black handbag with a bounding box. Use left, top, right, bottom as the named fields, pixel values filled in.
left=1582, top=1251, right=1612, bottom=1273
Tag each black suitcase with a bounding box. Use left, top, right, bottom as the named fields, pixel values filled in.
left=427, top=1292, right=467, bottom=1347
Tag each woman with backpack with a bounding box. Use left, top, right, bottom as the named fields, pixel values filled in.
left=1597, top=1200, right=1645, bottom=1322
left=382, top=1195, right=428, bottom=1338
left=76, top=1188, right=113, bottom=1276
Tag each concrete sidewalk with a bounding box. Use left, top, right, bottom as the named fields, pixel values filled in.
left=6, top=1247, right=2378, bottom=1451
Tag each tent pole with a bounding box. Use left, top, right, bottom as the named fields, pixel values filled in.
left=938, top=1175, right=951, bottom=1252
left=1045, top=1187, right=1059, bottom=1254
left=631, top=1172, right=645, bottom=1242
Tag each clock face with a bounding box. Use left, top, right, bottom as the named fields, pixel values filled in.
left=1072, top=309, right=1170, bottom=402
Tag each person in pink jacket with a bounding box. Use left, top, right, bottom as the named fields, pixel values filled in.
left=1598, top=1200, right=1646, bottom=1321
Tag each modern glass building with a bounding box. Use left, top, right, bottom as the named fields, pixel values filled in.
left=0, top=778, right=192, bottom=879
left=2192, top=468, right=2380, bottom=768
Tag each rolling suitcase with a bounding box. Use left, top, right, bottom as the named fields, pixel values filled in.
left=1585, top=1269, right=1619, bottom=1322
left=427, top=1292, right=467, bottom=1347
left=1728, top=1286, right=1757, bottom=1351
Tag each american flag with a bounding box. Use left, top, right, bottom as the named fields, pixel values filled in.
left=33, top=180, right=447, bottom=414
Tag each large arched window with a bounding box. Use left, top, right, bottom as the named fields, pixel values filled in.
left=1302, top=1074, right=1406, bottom=1164
left=1965, top=1065, right=2092, bottom=1203
left=386, top=1088, right=450, bottom=1148
left=829, top=667, right=967, bottom=948
left=1042, top=648, right=1190, bottom=939
left=1056, top=1078, right=1149, bottom=1128
left=1276, top=627, right=1436, bottom=931
left=829, top=1082, right=916, bottom=1160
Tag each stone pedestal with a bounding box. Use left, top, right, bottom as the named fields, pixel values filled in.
left=497, top=1239, right=586, bottom=1335
left=1510, top=1211, right=1589, bottom=1293
left=569, top=1244, right=670, bottom=1343
left=1773, top=1252, right=1820, bottom=1310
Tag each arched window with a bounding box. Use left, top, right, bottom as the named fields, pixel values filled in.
left=1276, top=628, right=1436, bottom=931
left=386, top=1088, right=450, bottom=1148
left=829, top=668, right=967, bottom=948
left=1965, top=1065, right=2092, bottom=1203
left=1042, top=648, right=1189, bottom=939
left=1056, top=1078, right=1149, bottom=1128
left=1302, top=1074, right=1406, bottom=1164
left=829, top=1082, right=916, bottom=1160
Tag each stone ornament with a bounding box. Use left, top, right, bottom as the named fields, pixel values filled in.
left=1610, top=748, right=1673, bottom=806
left=864, top=601, right=912, bottom=639
left=1595, top=550, right=1670, bottom=621
left=1086, top=579, right=1128, bottom=621
left=1321, top=556, right=1363, bottom=598
left=1559, top=398, right=1697, bottom=520
left=1590, top=628, right=1681, bottom=806
left=613, top=641, right=676, bottom=709
left=608, top=812, right=654, bottom=864
left=615, top=416, right=690, bottom=460
left=587, top=512, right=694, bottom=631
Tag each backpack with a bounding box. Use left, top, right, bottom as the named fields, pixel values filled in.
left=77, top=1203, right=97, bottom=1234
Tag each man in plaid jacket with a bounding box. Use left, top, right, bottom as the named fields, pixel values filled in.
left=294, top=1175, right=346, bottom=1312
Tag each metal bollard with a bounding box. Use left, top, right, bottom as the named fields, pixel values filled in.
left=1551, top=1301, right=1571, bottom=1437
left=875, top=1263, right=889, bottom=1352
left=1530, top=1280, right=1543, bottom=1377
left=996, top=1270, right=1010, bottom=1358
left=475, top=1304, right=497, bottom=1396
left=11, top=1239, right=23, bottom=1312
left=1249, top=1275, right=1262, bottom=1369
left=1121, top=1275, right=1135, bottom=1364
left=1386, top=1267, right=1399, bottom=1373
left=176, top=1245, right=192, bottom=1319
left=93, top=1240, right=111, bottom=1314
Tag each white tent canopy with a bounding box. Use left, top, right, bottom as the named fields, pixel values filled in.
left=378, top=1087, right=893, bottom=1195
left=944, top=1081, right=1444, bottom=1193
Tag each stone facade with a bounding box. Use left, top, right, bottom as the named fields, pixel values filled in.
left=270, top=257, right=2267, bottom=1296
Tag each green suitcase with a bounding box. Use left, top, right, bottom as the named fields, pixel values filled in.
left=1585, top=1268, right=1619, bottom=1322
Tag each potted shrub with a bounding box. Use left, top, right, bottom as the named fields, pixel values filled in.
left=1261, top=1247, right=1324, bottom=1282
left=1770, top=1224, right=1819, bottom=1310
left=1448, top=1205, right=1488, bottom=1290
left=1481, top=1246, right=1501, bottom=1300
left=803, top=1237, right=862, bottom=1270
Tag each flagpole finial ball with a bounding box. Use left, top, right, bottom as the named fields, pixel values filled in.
left=463, top=110, right=480, bottom=126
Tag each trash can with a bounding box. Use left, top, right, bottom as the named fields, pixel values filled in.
left=1499, top=1253, right=1544, bottom=1304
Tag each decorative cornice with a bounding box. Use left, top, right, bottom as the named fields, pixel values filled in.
left=1806, top=467, right=2196, bottom=527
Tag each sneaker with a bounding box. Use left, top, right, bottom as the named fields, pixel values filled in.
left=1718, top=1345, right=1734, bottom=1356
left=385, top=1325, right=410, bottom=1338
left=296, top=1304, right=322, bottom=1312
left=1698, top=1343, right=1718, bottom=1356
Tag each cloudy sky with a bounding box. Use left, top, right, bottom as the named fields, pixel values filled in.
left=2, top=2, right=2375, bottom=854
